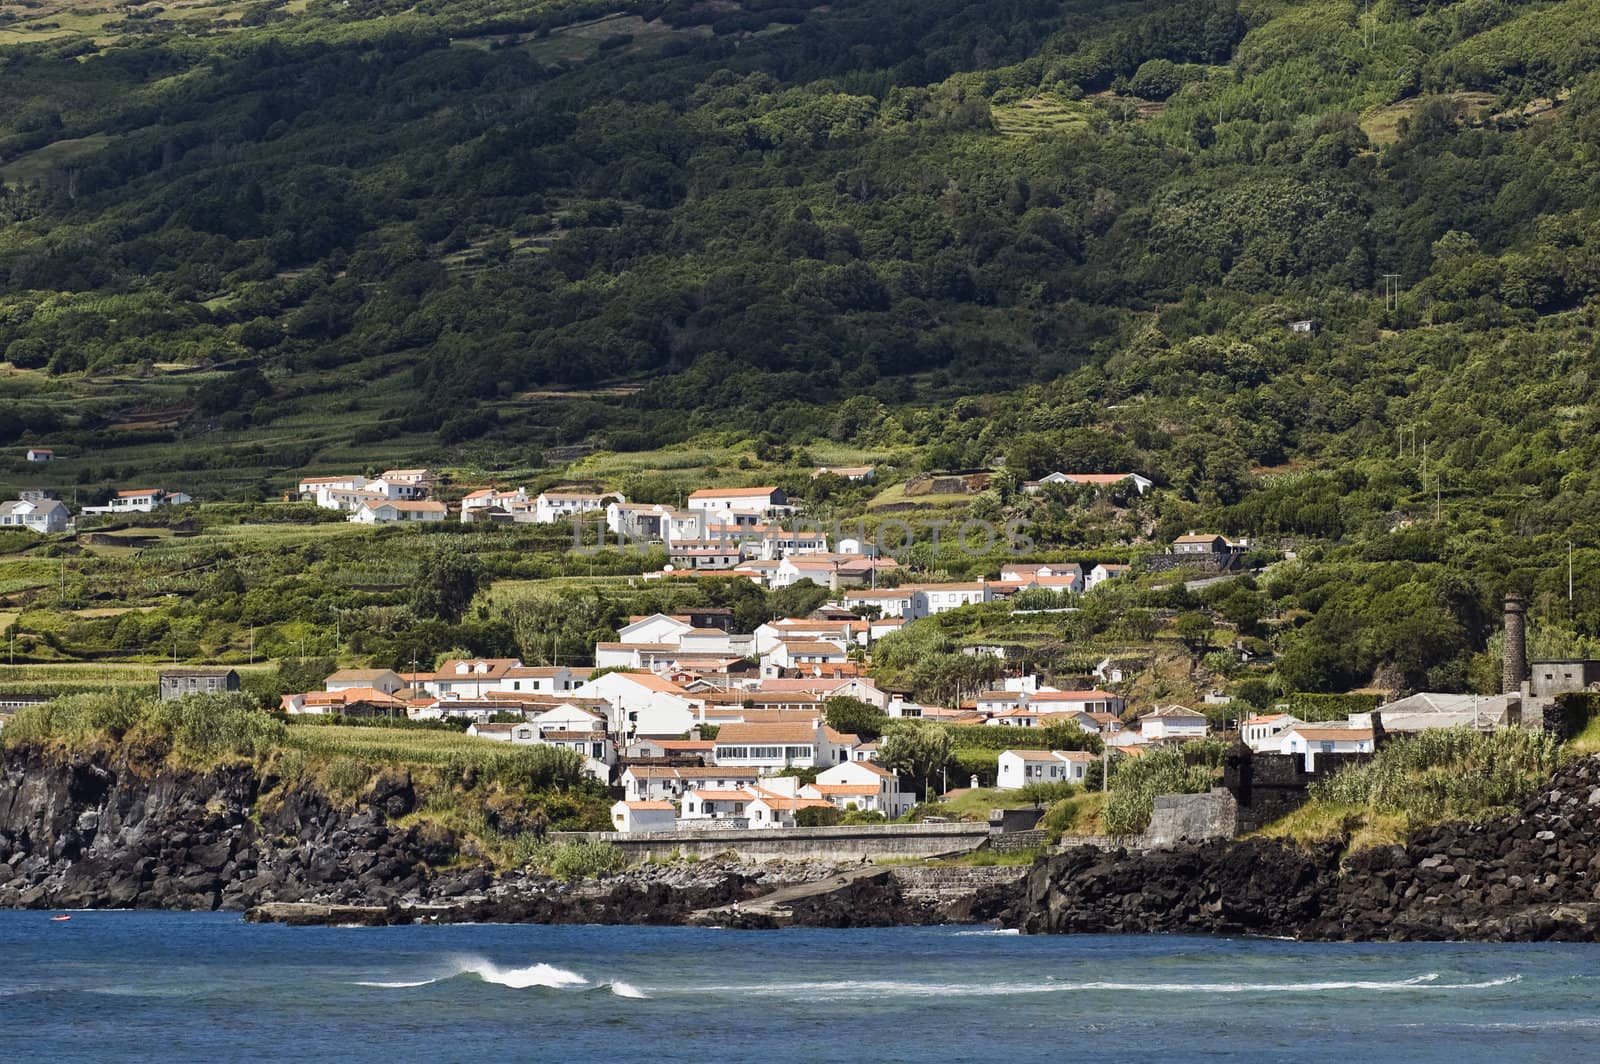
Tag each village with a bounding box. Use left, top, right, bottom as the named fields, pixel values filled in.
left=8, top=449, right=1591, bottom=845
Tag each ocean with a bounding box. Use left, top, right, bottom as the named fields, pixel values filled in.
left=0, top=911, right=1594, bottom=1063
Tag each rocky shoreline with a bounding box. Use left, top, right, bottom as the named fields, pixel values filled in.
left=1006, top=755, right=1600, bottom=941
left=0, top=746, right=983, bottom=926
left=8, top=743, right=1600, bottom=941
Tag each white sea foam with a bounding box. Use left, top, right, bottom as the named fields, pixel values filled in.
left=694, top=973, right=1520, bottom=997
left=952, top=929, right=1021, bottom=937
left=608, top=981, right=648, bottom=999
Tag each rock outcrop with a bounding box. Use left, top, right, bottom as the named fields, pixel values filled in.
left=1010, top=755, right=1600, bottom=942
left=0, top=746, right=469, bottom=911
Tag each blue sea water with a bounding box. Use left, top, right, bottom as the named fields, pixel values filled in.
left=1, top=911, right=1596, bottom=1063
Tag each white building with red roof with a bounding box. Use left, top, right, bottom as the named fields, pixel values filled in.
left=611, top=800, right=677, bottom=833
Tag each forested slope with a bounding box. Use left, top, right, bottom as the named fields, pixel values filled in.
left=3, top=0, right=1600, bottom=689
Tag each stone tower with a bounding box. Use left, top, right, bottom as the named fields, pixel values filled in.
left=1502, top=592, right=1527, bottom=695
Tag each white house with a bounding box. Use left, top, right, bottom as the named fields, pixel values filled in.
left=996, top=749, right=1097, bottom=789
left=841, top=588, right=915, bottom=618
left=1085, top=563, right=1131, bottom=592
left=802, top=760, right=913, bottom=817
left=1026, top=690, right=1125, bottom=716
left=528, top=702, right=608, bottom=733
left=1138, top=705, right=1210, bottom=741
left=25, top=448, right=54, bottom=462
left=534, top=490, right=622, bottom=524
left=976, top=690, right=1027, bottom=716
left=812, top=465, right=875, bottom=482
left=903, top=582, right=993, bottom=619
left=622, top=765, right=762, bottom=802
left=611, top=800, right=676, bottom=833
left=1023, top=472, right=1153, bottom=495
left=668, top=541, right=744, bottom=570
left=1277, top=725, right=1374, bottom=770
left=745, top=790, right=837, bottom=829
left=495, top=666, right=582, bottom=695
left=762, top=639, right=849, bottom=678
left=425, top=658, right=524, bottom=699
left=606, top=502, right=678, bottom=541
left=81, top=488, right=192, bottom=514
left=617, top=613, right=695, bottom=646
left=573, top=671, right=697, bottom=737
left=711, top=722, right=857, bottom=771
left=686, top=486, right=787, bottom=514
left=1242, top=713, right=1302, bottom=753
left=460, top=487, right=528, bottom=520
left=0, top=498, right=69, bottom=533
left=323, top=669, right=405, bottom=696
left=377, top=468, right=436, bottom=499
left=679, top=786, right=755, bottom=822
left=350, top=499, right=447, bottom=524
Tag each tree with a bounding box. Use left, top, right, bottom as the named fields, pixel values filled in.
left=879, top=723, right=953, bottom=800
left=823, top=696, right=888, bottom=741
left=411, top=550, right=483, bottom=623
left=1174, top=611, right=1214, bottom=655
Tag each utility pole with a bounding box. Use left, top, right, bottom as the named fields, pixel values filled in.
left=1383, top=273, right=1401, bottom=311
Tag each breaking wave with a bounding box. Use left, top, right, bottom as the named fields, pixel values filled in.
left=354, top=957, right=646, bottom=996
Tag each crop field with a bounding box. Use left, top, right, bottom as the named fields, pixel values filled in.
left=282, top=722, right=512, bottom=768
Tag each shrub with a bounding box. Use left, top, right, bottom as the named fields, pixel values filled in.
left=546, top=840, right=627, bottom=879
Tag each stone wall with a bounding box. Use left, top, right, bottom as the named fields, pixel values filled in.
left=988, top=829, right=1047, bottom=853
left=890, top=865, right=1026, bottom=905
left=1056, top=834, right=1147, bottom=852
left=1146, top=789, right=1238, bottom=846
left=551, top=822, right=991, bottom=863
left=1223, top=745, right=1369, bottom=832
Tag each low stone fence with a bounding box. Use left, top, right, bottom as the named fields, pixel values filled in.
left=551, top=822, right=992, bottom=862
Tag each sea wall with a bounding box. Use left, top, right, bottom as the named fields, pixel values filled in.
left=549, top=823, right=992, bottom=862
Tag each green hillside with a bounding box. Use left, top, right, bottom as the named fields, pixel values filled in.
left=3, top=0, right=1600, bottom=694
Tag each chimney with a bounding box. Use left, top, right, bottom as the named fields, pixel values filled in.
left=1502, top=592, right=1527, bottom=696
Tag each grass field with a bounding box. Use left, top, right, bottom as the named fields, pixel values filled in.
left=992, top=97, right=1092, bottom=138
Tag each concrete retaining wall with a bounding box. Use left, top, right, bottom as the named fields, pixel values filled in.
left=550, top=823, right=992, bottom=862
left=1146, top=789, right=1239, bottom=846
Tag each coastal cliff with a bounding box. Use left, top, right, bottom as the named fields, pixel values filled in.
left=11, top=741, right=1600, bottom=941
left=1008, top=755, right=1600, bottom=941
left=0, top=745, right=948, bottom=924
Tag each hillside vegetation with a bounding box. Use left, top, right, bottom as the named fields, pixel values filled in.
left=3, top=0, right=1600, bottom=696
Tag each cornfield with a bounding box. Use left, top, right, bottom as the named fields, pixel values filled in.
left=1311, top=727, right=1563, bottom=822
left=1102, top=743, right=1227, bottom=836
